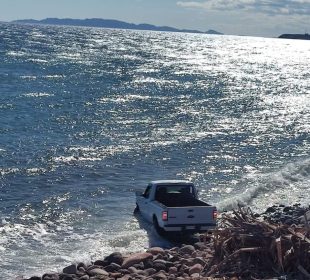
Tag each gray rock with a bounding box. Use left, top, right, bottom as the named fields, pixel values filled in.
left=179, top=245, right=195, bottom=256
left=59, top=275, right=76, bottom=280
left=132, top=262, right=144, bottom=270
left=153, top=261, right=167, bottom=272
left=144, top=268, right=157, bottom=276
left=153, top=271, right=167, bottom=280
left=193, top=242, right=208, bottom=250
left=118, top=269, right=130, bottom=275
left=87, top=268, right=109, bottom=277
left=117, top=275, right=131, bottom=280
left=42, top=274, right=59, bottom=280
left=93, top=260, right=108, bottom=267
left=122, top=252, right=153, bottom=269
left=147, top=247, right=165, bottom=255
left=192, top=257, right=206, bottom=266
left=144, top=259, right=154, bottom=269
left=188, top=263, right=203, bottom=275
left=77, top=263, right=87, bottom=270
left=190, top=272, right=200, bottom=279
left=104, top=252, right=123, bottom=265
left=266, top=206, right=276, bottom=213
left=103, top=262, right=121, bottom=272
left=78, top=276, right=90, bottom=280
left=168, top=267, right=178, bottom=275
left=63, top=265, right=77, bottom=275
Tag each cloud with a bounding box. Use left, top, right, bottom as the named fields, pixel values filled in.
left=177, top=0, right=310, bottom=15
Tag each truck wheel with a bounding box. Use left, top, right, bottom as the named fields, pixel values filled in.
left=153, top=216, right=165, bottom=236
left=134, top=204, right=140, bottom=213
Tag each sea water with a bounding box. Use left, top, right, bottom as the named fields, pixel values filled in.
left=0, top=22, right=309, bottom=278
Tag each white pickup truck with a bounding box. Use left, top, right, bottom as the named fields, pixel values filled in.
left=135, top=180, right=217, bottom=234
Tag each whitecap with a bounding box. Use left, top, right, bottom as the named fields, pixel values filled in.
left=23, top=92, right=54, bottom=98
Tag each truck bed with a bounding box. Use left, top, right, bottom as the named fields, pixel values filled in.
left=157, top=193, right=210, bottom=207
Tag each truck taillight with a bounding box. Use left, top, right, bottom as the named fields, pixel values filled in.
left=162, top=211, right=168, bottom=221
left=213, top=210, right=217, bottom=220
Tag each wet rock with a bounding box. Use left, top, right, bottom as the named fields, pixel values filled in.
left=28, top=277, right=41, bottom=280
left=59, top=275, right=76, bottom=280
left=179, top=245, right=195, bottom=256
left=153, top=271, right=167, bottom=280
left=103, top=262, right=121, bottom=273
left=109, top=272, right=122, bottom=278
left=192, top=257, right=206, bottom=266
left=117, top=275, right=131, bottom=280
left=153, top=261, right=167, bottom=272
left=87, top=268, right=109, bottom=277
left=144, top=268, right=156, bottom=276
left=42, top=274, right=59, bottom=280
left=118, top=269, right=130, bottom=275
left=301, top=210, right=310, bottom=224
left=78, top=276, right=89, bottom=280
left=93, top=260, right=108, bottom=267
left=147, top=247, right=165, bottom=255
left=168, top=266, right=178, bottom=275
left=78, top=267, right=86, bottom=274
left=283, top=206, right=292, bottom=212
left=63, top=264, right=77, bottom=275
left=266, top=206, right=276, bottom=213
left=188, top=263, right=203, bottom=275
left=143, top=259, right=153, bottom=269
left=128, top=267, right=139, bottom=274
left=121, top=252, right=153, bottom=269
left=77, top=263, right=87, bottom=270
left=132, top=262, right=144, bottom=270
left=190, top=272, right=200, bottom=279
left=193, top=242, right=205, bottom=250
left=104, top=252, right=123, bottom=265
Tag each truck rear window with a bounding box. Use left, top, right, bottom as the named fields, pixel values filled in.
left=155, top=185, right=195, bottom=204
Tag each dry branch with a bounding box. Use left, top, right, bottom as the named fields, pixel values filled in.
left=204, top=207, right=310, bottom=279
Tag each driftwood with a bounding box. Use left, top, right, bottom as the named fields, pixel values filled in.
left=203, top=207, right=310, bottom=279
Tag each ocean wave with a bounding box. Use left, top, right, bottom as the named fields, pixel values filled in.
left=218, top=158, right=310, bottom=212
left=23, top=92, right=54, bottom=98
left=0, top=168, right=20, bottom=177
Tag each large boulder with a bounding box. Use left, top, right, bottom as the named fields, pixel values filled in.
left=63, top=264, right=77, bottom=275
left=104, top=252, right=123, bottom=265
left=121, top=252, right=153, bottom=269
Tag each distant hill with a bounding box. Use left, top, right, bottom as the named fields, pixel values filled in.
left=12, top=18, right=223, bottom=35
left=279, top=33, right=310, bottom=40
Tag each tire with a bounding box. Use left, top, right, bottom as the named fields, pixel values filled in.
left=153, top=216, right=165, bottom=236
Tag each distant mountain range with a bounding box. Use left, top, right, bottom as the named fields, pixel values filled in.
left=12, top=18, right=223, bottom=35
left=278, top=33, right=310, bottom=40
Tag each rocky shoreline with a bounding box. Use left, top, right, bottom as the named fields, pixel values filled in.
left=17, top=205, right=310, bottom=280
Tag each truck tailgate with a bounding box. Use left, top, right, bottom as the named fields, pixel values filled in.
left=166, top=206, right=216, bottom=225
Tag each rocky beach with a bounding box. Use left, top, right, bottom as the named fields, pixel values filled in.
left=17, top=205, right=310, bottom=280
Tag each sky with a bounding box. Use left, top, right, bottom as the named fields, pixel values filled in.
left=0, top=0, right=309, bottom=37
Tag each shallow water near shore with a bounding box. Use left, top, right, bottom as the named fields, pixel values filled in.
left=0, top=23, right=310, bottom=279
